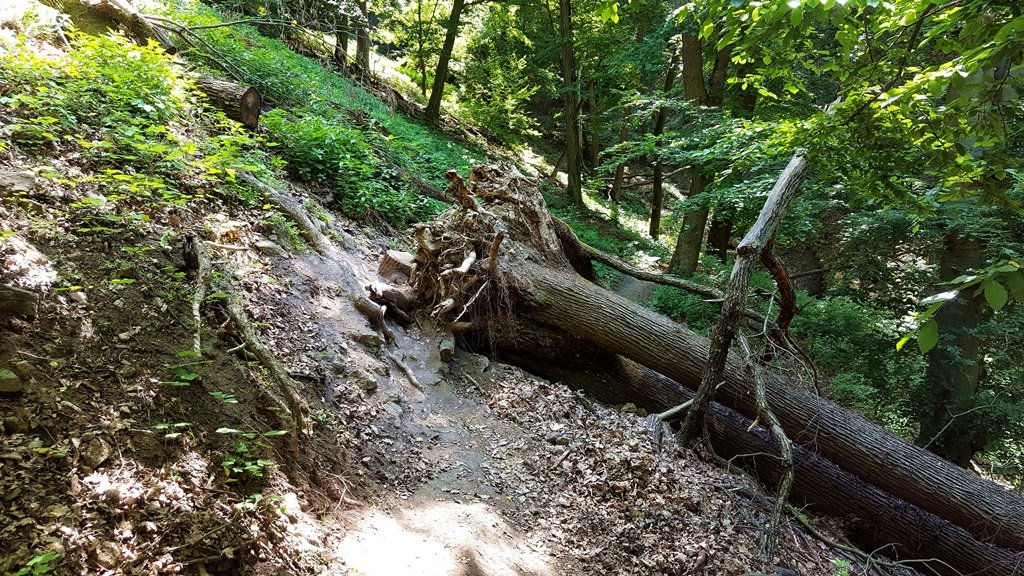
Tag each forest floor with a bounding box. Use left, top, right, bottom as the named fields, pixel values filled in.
left=0, top=159, right=851, bottom=575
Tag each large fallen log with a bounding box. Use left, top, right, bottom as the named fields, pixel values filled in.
left=403, top=163, right=1024, bottom=575
left=513, top=353, right=1023, bottom=576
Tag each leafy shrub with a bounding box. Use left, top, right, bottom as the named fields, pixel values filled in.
left=262, top=108, right=442, bottom=226
left=791, top=295, right=924, bottom=429
left=0, top=32, right=183, bottom=135
left=262, top=109, right=375, bottom=195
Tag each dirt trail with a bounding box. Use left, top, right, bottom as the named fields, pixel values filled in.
left=614, top=274, right=658, bottom=305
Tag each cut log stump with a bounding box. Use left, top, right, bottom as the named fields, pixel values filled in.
left=197, top=76, right=262, bottom=130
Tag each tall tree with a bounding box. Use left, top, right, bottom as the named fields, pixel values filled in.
left=558, top=0, right=583, bottom=205
left=917, top=230, right=990, bottom=467
left=648, top=47, right=679, bottom=238
left=355, top=0, right=371, bottom=73
left=424, top=0, right=466, bottom=123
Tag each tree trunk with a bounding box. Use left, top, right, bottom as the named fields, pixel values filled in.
left=558, top=0, right=583, bottom=205
left=355, top=0, right=371, bottom=74
left=918, top=231, right=990, bottom=467
left=334, top=17, right=349, bottom=73
left=196, top=76, right=262, bottom=130
left=424, top=0, right=464, bottom=124
left=609, top=104, right=630, bottom=205
left=667, top=172, right=709, bottom=274
left=666, top=34, right=712, bottom=272
left=648, top=51, right=679, bottom=238
left=587, top=78, right=600, bottom=170
left=706, top=213, right=732, bottom=260
left=405, top=164, right=1024, bottom=562
left=65, top=0, right=176, bottom=52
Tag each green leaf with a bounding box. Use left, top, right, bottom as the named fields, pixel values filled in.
left=216, top=427, right=243, bottom=435
left=1006, top=270, right=1024, bottom=302
left=262, top=429, right=289, bottom=437
left=918, top=319, right=938, bottom=354
left=984, top=280, right=1008, bottom=311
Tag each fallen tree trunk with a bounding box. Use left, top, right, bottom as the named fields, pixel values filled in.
left=196, top=76, right=262, bottom=129
left=403, top=164, right=1024, bottom=573
left=512, top=353, right=1023, bottom=576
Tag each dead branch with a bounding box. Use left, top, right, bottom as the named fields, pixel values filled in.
left=385, top=350, right=422, bottom=390
left=184, top=235, right=209, bottom=357
left=445, top=169, right=476, bottom=210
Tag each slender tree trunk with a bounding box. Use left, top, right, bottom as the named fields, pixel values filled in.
left=334, top=16, right=349, bottom=73
left=425, top=0, right=465, bottom=123
left=558, top=0, right=583, bottom=205
left=588, top=79, right=600, bottom=170
left=355, top=0, right=371, bottom=74
left=917, top=231, right=989, bottom=467
left=649, top=50, right=679, bottom=238
left=609, top=105, right=630, bottom=205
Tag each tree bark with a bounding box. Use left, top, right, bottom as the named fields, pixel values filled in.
left=405, top=163, right=1024, bottom=561
left=667, top=172, right=709, bottom=274
left=334, top=16, right=349, bottom=72
left=67, top=0, right=176, bottom=52
left=558, top=0, right=583, bottom=205
left=355, top=0, right=371, bottom=74
left=918, top=231, right=990, bottom=467
left=196, top=76, right=262, bottom=130
left=424, top=0, right=465, bottom=124
left=648, top=50, right=679, bottom=238
left=587, top=78, right=600, bottom=170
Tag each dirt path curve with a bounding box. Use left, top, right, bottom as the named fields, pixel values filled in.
left=613, top=274, right=657, bottom=305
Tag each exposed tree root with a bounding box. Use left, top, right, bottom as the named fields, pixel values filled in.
left=186, top=234, right=309, bottom=444
left=239, top=171, right=395, bottom=344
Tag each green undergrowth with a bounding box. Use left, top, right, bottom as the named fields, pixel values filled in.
left=0, top=32, right=275, bottom=220
left=160, top=0, right=488, bottom=224
left=544, top=182, right=669, bottom=287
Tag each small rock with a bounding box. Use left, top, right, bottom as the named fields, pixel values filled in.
left=382, top=401, right=403, bottom=419
left=93, top=540, right=121, bottom=569
left=10, top=361, right=41, bottom=384
left=117, top=326, right=141, bottom=341
left=0, top=170, right=37, bottom=195
left=69, top=291, right=88, bottom=304
left=2, top=416, right=29, bottom=434
left=350, top=368, right=378, bottom=392
left=0, top=369, right=24, bottom=395
left=81, top=436, right=112, bottom=470
left=352, top=333, right=384, bottom=348
left=255, top=240, right=288, bottom=258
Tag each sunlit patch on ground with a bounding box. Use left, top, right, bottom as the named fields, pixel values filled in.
left=335, top=498, right=560, bottom=576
